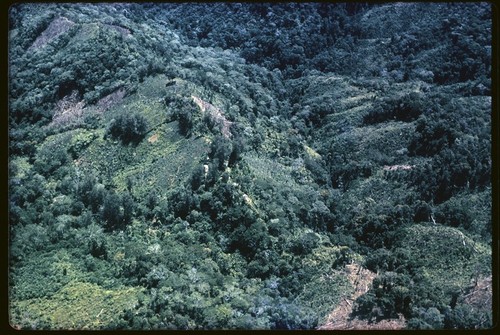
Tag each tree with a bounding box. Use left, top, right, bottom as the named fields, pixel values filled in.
left=408, top=307, right=444, bottom=329
left=444, top=304, right=492, bottom=329
left=107, top=113, right=148, bottom=144
left=408, top=115, right=457, bottom=157
left=101, top=191, right=122, bottom=230
left=34, top=142, right=70, bottom=176
left=122, top=193, right=135, bottom=225
left=177, top=107, right=193, bottom=137
left=86, top=224, right=108, bottom=259
left=413, top=201, right=432, bottom=223
left=190, top=165, right=205, bottom=191
left=168, top=97, right=198, bottom=137
left=228, top=138, right=244, bottom=167
left=170, top=187, right=195, bottom=219
left=210, top=136, right=230, bottom=171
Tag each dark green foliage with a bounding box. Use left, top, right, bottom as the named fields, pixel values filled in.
left=330, top=161, right=372, bottom=191
left=228, top=138, right=244, bottom=167
left=408, top=115, right=457, bottom=157
left=77, top=210, right=93, bottom=228
left=209, top=136, right=231, bottom=171
left=268, top=299, right=319, bottom=330
left=413, top=201, right=431, bottom=223
left=10, top=19, right=140, bottom=125
left=107, top=114, right=148, bottom=144
left=9, top=2, right=491, bottom=331
left=435, top=192, right=491, bottom=239
left=189, top=165, right=205, bottom=191
left=89, top=185, right=106, bottom=213
left=411, top=147, right=489, bottom=204
left=407, top=307, right=444, bottom=329
left=304, top=156, right=329, bottom=186
left=364, top=92, right=424, bottom=125
left=34, top=140, right=70, bottom=176
left=88, top=231, right=108, bottom=259
left=354, top=272, right=413, bottom=321
left=77, top=173, right=97, bottom=206
left=122, top=193, right=135, bottom=225
left=177, top=109, right=193, bottom=136
left=157, top=3, right=371, bottom=79
left=9, top=125, right=46, bottom=157
left=169, top=187, right=195, bottom=219
left=101, top=191, right=122, bottom=230
left=166, top=96, right=199, bottom=137
left=444, top=304, right=491, bottom=329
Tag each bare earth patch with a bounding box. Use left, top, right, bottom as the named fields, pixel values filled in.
left=383, top=164, right=414, bottom=171
left=28, top=17, right=75, bottom=51
left=49, top=90, right=86, bottom=128
left=148, top=133, right=158, bottom=144
left=191, top=95, right=233, bottom=138
left=48, top=88, right=126, bottom=130
left=464, top=276, right=492, bottom=307
left=318, top=263, right=406, bottom=330
left=96, top=88, right=126, bottom=112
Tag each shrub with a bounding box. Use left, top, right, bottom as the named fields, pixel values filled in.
left=364, top=92, right=424, bottom=125
left=167, top=97, right=199, bottom=137
left=408, top=114, right=458, bottom=157
left=107, top=114, right=148, bottom=144
left=101, top=191, right=122, bottom=231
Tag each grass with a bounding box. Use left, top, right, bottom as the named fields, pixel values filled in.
left=10, top=245, right=142, bottom=330
left=10, top=281, right=143, bottom=330
left=70, top=75, right=210, bottom=197
left=399, top=224, right=491, bottom=290
left=294, top=246, right=369, bottom=324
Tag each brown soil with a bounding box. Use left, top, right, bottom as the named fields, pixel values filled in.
left=318, top=263, right=406, bottom=330
left=28, top=17, right=75, bottom=51
left=148, top=133, right=158, bottom=144
left=97, top=88, right=126, bottom=113
left=191, top=95, right=233, bottom=138
left=463, top=276, right=492, bottom=310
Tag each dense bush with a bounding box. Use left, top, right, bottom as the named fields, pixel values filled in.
left=9, top=2, right=491, bottom=331
left=107, top=114, right=148, bottom=144
left=364, top=92, right=425, bottom=125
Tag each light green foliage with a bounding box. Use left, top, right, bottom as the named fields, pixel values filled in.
left=9, top=156, right=32, bottom=180
left=11, top=249, right=88, bottom=301
left=296, top=245, right=357, bottom=322
left=9, top=2, right=491, bottom=330
left=68, top=129, right=97, bottom=158
left=398, top=224, right=491, bottom=288
left=11, top=281, right=143, bottom=330
left=72, top=75, right=210, bottom=196
left=296, top=273, right=353, bottom=324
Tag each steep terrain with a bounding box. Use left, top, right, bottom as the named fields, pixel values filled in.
left=8, top=3, right=493, bottom=330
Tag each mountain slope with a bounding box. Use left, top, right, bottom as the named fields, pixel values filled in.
left=8, top=3, right=493, bottom=330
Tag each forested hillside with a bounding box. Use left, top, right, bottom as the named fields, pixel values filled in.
left=8, top=3, right=493, bottom=330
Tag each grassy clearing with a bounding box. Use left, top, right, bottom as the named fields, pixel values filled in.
left=399, top=224, right=491, bottom=289
left=73, top=75, right=210, bottom=196
left=11, top=281, right=142, bottom=330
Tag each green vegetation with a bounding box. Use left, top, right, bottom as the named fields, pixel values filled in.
left=106, top=114, right=148, bottom=144
left=9, top=3, right=492, bottom=330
